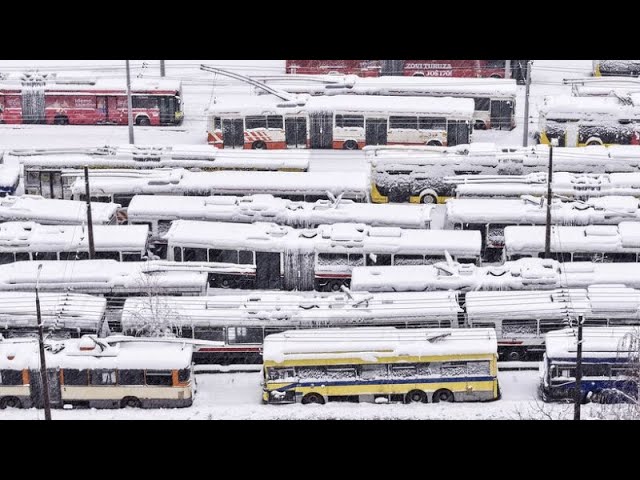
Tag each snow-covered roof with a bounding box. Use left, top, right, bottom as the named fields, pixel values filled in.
left=0, top=260, right=208, bottom=295
left=445, top=196, right=640, bottom=226
left=10, top=145, right=308, bottom=171
left=504, top=222, right=640, bottom=256
left=0, top=222, right=149, bottom=253
left=263, top=327, right=497, bottom=363
left=166, top=220, right=481, bottom=257
left=0, top=336, right=192, bottom=371
left=0, top=165, right=20, bottom=191
left=539, top=95, right=640, bottom=119
left=545, top=327, right=640, bottom=360
left=0, top=195, right=119, bottom=225
left=127, top=194, right=432, bottom=230
left=120, top=291, right=461, bottom=332
left=70, top=169, right=371, bottom=201
left=0, top=292, right=106, bottom=331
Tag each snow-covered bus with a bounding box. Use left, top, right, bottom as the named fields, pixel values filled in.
left=594, top=61, right=640, bottom=77
left=120, top=291, right=462, bottom=364
left=537, top=95, right=640, bottom=147
left=445, top=196, right=640, bottom=261
left=262, top=327, right=499, bottom=404
left=0, top=195, right=119, bottom=225
left=0, top=222, right=150, bottom=264
left=504, top=222, right=640, bottom=262
left=70, top=169, right=371, bottom=208
left=0, top=165, right=20, bottom=197
left=0, top=292, right=107, bottom=339
left=165, top=221, right=482, bottom=291
left=127, top=194, right=433, bottom=248
left=256, top=75, right=517, bottom=130
left=541, top=327, right=640, bottom=403
left=206, top=94, right=474, bottom=149
left=9, top=145, right=310, bottom=200
left=0, top=336, right=194, bottom=409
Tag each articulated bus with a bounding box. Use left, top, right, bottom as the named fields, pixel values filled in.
left=0, top=336, right=194, bottom=409
left=0, top=77, right=183, bottom=126
left=164, top=220, right=481, bottom=291
left=262, top=327, right=499, bottom=405
left=0, top=195, right=119, bottom=225
left=541, top=327, right=640, bottom=403
left=206, top=94, right=474, bottom=149
left=9, top=145, right=310, bottom=200
left=256, top=75, right=517, bottom=130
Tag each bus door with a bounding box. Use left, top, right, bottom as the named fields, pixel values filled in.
left=255, top=252, right=282, bottom=289
left=38, top=170, right=64, bottom=199
left=158, top=96, right=175, bottom=125
left=309, top=112, right=333, bottom=148
left=96, top=96, right=108, bottom=123
left=222, top=118, right=244, bottom=148
left=29, top=368, right=62, bottom=408
left=0, top=95, right=4, bottom=122
left=366, top=118, right=388, bottom=145
left=285, top=117, right=307, bottom=148
left=108, top=96, right=123, bottom=123
left=447, top=121, right=471, bottom=146
left=490, top=100, right=514, bottom=130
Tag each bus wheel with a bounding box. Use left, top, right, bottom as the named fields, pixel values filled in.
left=420, top=194, right=437, bottom=204
left=343, top=140, right=358, bottom=150
left=474, top=120, right=487, bottom=130
left=327, top=280, right=344, bottom=292
left=121, top=396, right=142, bottom=409
left=53, top=115, right=69, bottom=125
left=252, top=140, right=267, bottom=150
left=405, top=390, right=427, bottom=404
left=137, top=116, right=151, bottom=126
left=586, top=139, right=602, bottom=146
left=504, top=348, right=524, bottom=361
left=490, top=74, right=502, bottom=79
left=301, top=393, right=325, bottom=405
left=432, top=389, right=454, bottom=403
left=0, top=397, right=21, bottom=409
left=219, top=278, right=233, bottom=289
left=426, top=140, right=442, bottom=146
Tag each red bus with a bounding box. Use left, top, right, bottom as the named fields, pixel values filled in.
left=0, top=77, right=184, bottom=126
left=286, top=60, right=512, bottom=79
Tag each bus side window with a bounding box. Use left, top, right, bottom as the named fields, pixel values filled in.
left=0, top=253, right=14, bottom=264
left=183, top=247, right=207, bottom=262
left=173, top=247, right=183, bottom=262
left=90, top=370, right=117, bottom=385
left=95, top=251, right=120, bottom=261
left=60, top=251, right=90, bottom=260
left=122, top=253, right=143, bottom=262
left=145, top=370, right=173, bottom=386
left=366, top=253, right=391, bottom=266
left=0, top=369, right=24, bottom=385
left=118, top=370, right=144, bottom=386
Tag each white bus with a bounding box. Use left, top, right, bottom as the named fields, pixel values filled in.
left=127, top=194, right=433, bottom=249
left=0, top=335, right=194, bottom=409
left=0, top=222, right=150, bottom=264
left=537, top=95, right=640, bottom=147
left=120, top=291, right=462, bottom=364
left=504, top=222, right=640, bottom=262
left=445, top=196, right=640, bottom=261
left=70, top=169, right=371, bottom=208
left=165, top=220, right=482, bottom=291
left=0, top=195, right=119, bottom=225
left=0, top=292, right=107, bottom=339
left=0, top=165, right=20, bottom=197
left=206, top=94, right=474, bottom=149
left=8, top=144, right=311, bottom=200
left=255, top=74, right=517, bottom=130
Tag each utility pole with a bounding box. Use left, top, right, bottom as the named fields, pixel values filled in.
left=160, top=60, right=166, bottom=78
left=505, top=60, right=511, bottom=80
left=35, top=264, right=52, bottom=420
left=83, top=166, right=96, bottom=259
left=574, top=314, right=584, bottom=421
left=126, top=60, right=135, bottom=145
left=544, top=142, right=554, bottom=258
left=522, top=60, right=532, bottom=147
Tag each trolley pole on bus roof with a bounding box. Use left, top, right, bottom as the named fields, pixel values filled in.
left=35, top=264, right=52, bottom=420
left=126, top=60, right=135, bottom=145
left=574, top=314, right=584, bottom=420
left=522, top=60, right=532, bottom=147
left=160, top=60, right=166, bottom=77
left=544, top=141, right=555, bottom=258
left=83, top=166, right=96, bottom=259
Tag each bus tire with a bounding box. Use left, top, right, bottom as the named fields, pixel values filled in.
left=327, top=280, right=344, bottom=292
left=121, top=396, right=142, bottom=409
left=426, top=140, right=442, bottom=146
left=0, top=396, right=21, bottom=409
left=136, top=116, right=151, bottom=126
left=301, top=393, right=325, bottom=405
left=585, top=138, right=602, bottom=146
left=490, top=74, right=502, bottom=79
left=405, top=390, right=427, bottom=404
left=53, top=115, right=69, bottom=125
left=252, top=140, right=267, bottom=150
left=474, top=120, right=488, bottom=130
left=504, top=348, right=524, bottom=362
left=432, top=389, right=454, bottom=403
left=219, top=278, right=234, bottom=289
left=420, top=193, right=437, bottom=204
left=343, top=140, right=358, bottom=150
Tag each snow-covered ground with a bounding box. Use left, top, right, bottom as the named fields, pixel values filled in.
left=1, top=369, right=602, bottom=420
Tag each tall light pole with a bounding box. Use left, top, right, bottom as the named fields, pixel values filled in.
left=544, top=140, right=556, bottom=258
left=35, top=263, right=52, bottom=420
left=83, top=166, right=96, bottom=259
left=160, top=60, right=166, bottom=78
left=574, top=314, right=584, bottom=421
left=522, top=60, right=532, bottom=147
left=126, top=60, right=135, bottom=145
